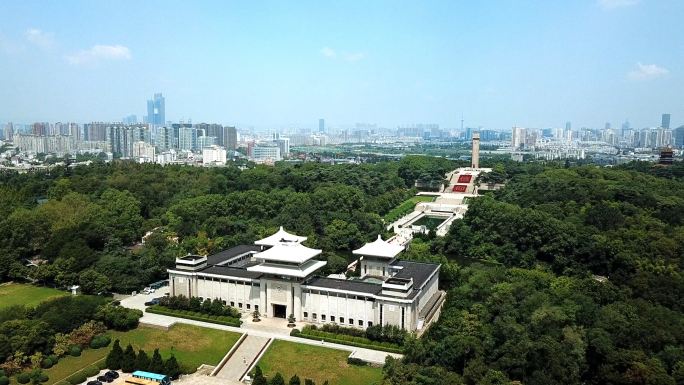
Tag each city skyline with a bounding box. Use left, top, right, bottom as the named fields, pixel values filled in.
left=0, top=1, right=682, bottom=130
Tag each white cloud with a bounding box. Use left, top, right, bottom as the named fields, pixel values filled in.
left=65, top=45, right=131, bottom=65
left=320, top=47, right=336, bottom=58
left=0, top=33, right=25, bottom=53
left=597, top=0, right=641, bottom=10
left=25, top=29, right=55, bottom=50
left=342, top=52, right=365, bottom=62
left=627, top=62, right=669, bottom=81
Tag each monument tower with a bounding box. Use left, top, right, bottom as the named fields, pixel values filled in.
left=472, top=133, right=480, bottom=169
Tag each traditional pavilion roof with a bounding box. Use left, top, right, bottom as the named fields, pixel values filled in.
left=352, top=235, right=405, bottom=259
left=247, top=259, right=326, bottom=278
left=253, top=241, right=322, bottom=264
left=254, top=226, right=307, bottom=246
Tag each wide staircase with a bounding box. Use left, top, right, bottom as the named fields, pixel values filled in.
left=215, top=334, right=271, bottom=381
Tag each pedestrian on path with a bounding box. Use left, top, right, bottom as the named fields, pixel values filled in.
left=243, top=357, right=246, bottom=365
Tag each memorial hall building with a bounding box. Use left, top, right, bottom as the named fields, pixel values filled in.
left=167, top=227, right=444, bottom=332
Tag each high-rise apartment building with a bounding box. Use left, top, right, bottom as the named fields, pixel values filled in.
left=156, top=126, right=174, bottom=150
left=31, top=122, right=48, bottom=136
left=224, top=126, right=237, bottom=150
left=145, top=93, right=165, bottom=126
left=87, top=122, right=107, bottom=142
left=178, top=127, right=197, bottom=151
left=662, top=114, right=671, bottom=129
left=319, top=119, right=325, bottom=133
left=565, top=122, right=571, bottom=131
left=4, top=123, right=14, bottom=141
left=202, top=145, right=227, bottom=165
left=511, top=125, right=526, bottom=149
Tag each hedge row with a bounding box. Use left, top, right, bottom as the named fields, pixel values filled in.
left=384, top=201, right=417, bottom=223
left=290, top=329, right=403, bottom=354
left=146, top=305, right=242, bottom=327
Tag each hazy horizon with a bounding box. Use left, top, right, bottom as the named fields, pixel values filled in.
left=1, top=0, right=682, bottom=130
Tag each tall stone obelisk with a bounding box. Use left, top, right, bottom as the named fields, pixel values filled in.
left=472, top=133, right=480, bottom=169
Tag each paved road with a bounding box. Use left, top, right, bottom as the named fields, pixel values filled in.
left=120, top=293, right=401, bottom=365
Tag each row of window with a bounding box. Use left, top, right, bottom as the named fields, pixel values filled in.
left=197, top=297, right=258, bottom=311
left=198, top=277, right=260, bottom=286
left=302, top=311, right=372, bottom=327
left=305, top=291, right=374, bottom=301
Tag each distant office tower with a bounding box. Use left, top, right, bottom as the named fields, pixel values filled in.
left=605, top=122, right=611, bottom=130
left=511, top=125, right=526, bottom=149
left=472, top=133, right=480, bottom=169
left=146, top=93, right=165, bottom=125
left=319, top=119, right=325, bottom=133
left=566, top=122, right=571, bottom=131
left=675, top=126, right=684, bottom=148
left=662, top=114, right=671, bottom=129
left=276, top=138, right=290, bottom=158
left=4, top=123, right=14, bottom=141
left=124, top=115, right=138, bottom=125
left=224, top=126, right=237, bottom=149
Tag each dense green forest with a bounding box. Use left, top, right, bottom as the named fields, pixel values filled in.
left=385, top=161, right=684, bottom=385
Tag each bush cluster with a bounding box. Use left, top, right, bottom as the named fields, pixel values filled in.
left=146, top=305, right=241, bottom=327
left=347, top=357, right=367, bottom=367
left=157, top=296, right=241, bottom=318
left=67, top=372, right=87, bottom=385
left=304, top=323, right=406, bottom=346
left=292, top=328, right=402, bottom=354
left=89, top=334, right=112, bottom=349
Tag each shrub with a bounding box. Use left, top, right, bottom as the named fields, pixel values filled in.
left=371, top=341, right=381, bottom=346
left=0, top=371, right=5, bottom=378
left=48, top=355, right=59, bottom=364
left=0, top=376, right=9, bottom=385
left=96, top=360, right=108, bottom=370
left=84, top=365, right=100, bottom=377
left=310, top=331, right=320, bottom=337
left=345, top=336, right=355, bottom=342
left=17, top=374, right=30, bottom=384
left=70, top=346, right=82, bottom=357
left=39, top=373, right=49, bottom=383
left=201, top=314, right=209, bottom=319
left=67, top=372, right=87, bottom=385
left=209, top=315, right=217, bottom=320
left=381, top=342, right=391, bottom=348
left=336, top=334, right=345, bottom=340
left=390, top=343, right=399, bottom=349
left=41, top=359, right=53, bottom=369
left=56, top=381, right=70, bottom=385
left=347, top=357, right=367, bottom=366
left=353, top=337, right=364, bottom=343
left=291, top=329, right=301, bottom=335
left=362, top=338, right=372, bottom=345
left=217, top=316, right=226, bottom=321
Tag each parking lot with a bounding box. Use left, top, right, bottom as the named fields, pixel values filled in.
left=84, top=370, right=127, bottom=385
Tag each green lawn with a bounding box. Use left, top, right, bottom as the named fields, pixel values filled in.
left=110, top=324, right=241, bottom=373
left=39, top=324, right=241, bottom=385
left=0, top=283, right=68, bottom=310
left=255, top=340, right=384, bottom=385
left=384, top=195, right=436, bottom=223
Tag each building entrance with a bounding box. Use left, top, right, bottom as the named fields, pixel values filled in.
left=273, top=304, right=287, bottom=319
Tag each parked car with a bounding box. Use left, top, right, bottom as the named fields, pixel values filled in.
left=106, top=371, right=119, bottom=379
left=163, top=292, right=170, bottom=297
left=151, top=298, right=160, bottom=304
left=97, top=376, right=112, bottom=383
left=87, top=381, right=102, bottom=385
left=110, top=300, right=120, bottom=306
left=144, top=301, right=156, bottom=306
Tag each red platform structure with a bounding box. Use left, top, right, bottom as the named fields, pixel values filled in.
left=452, top=185, right=467, bottom=193
left=457, top=175, right=472, bottom=184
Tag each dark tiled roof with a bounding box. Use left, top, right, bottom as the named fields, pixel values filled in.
left=303, top=277, right=382, bottom=295
left=199, top=266, right=263, bottom=279
left=391, top=259, right=440, bottom=290
left=206, top=245, right=261, bottom=266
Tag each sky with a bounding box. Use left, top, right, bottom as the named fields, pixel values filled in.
left=0, top=0, right=683, bottom=131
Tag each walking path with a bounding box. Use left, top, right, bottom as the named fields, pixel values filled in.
left=121, top=293, right=402, bottom=366
left=216, top=335, right=270, bottom=381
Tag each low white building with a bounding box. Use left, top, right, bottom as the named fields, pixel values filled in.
left=202, top=145, right=227, bottom=166
left=167, top=228, right=444, bottom=332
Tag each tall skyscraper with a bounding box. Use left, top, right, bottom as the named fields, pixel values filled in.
left=605, top=122, right=611, bottom=130
left=565, top=122, right=571, bottom=131
left=4, top=123, right=14, bottom=141
left=662, top=114, right=671, bottom=129
left=224, top=126, right=237, bottom=150
left=145, top=93, right=165, bottom=126
left=319, top=119, right=325, bottom=133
